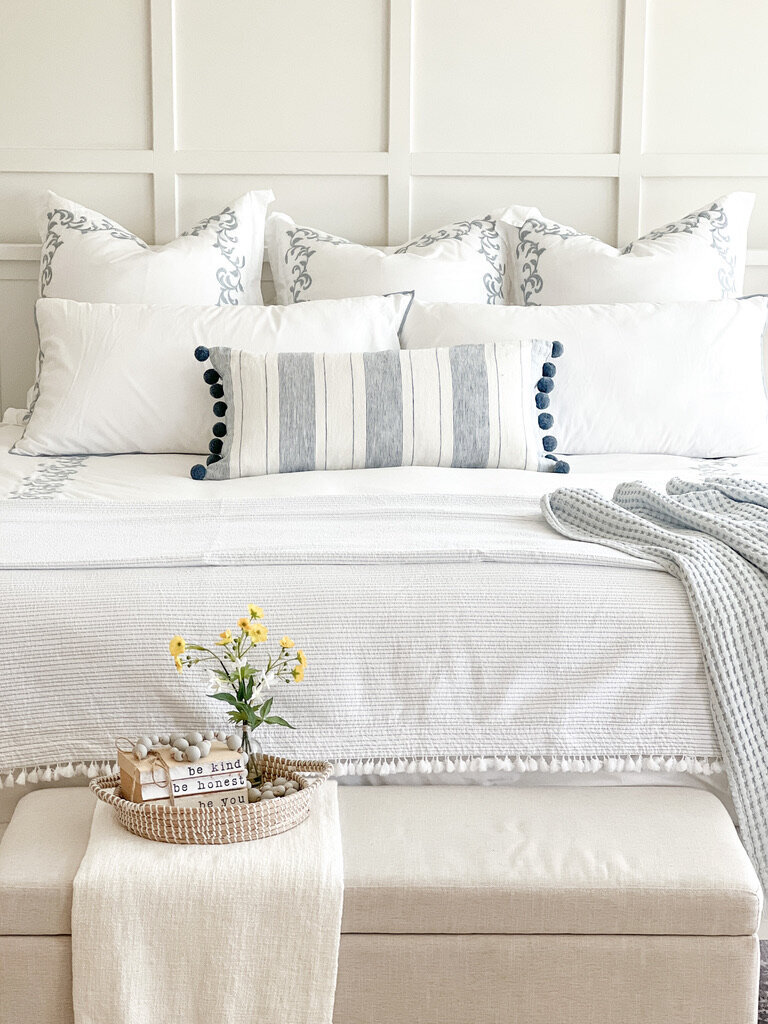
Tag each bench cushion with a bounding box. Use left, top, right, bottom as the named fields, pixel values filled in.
left=0, top=785, right=761, bottom=937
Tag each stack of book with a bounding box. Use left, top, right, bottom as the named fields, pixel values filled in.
left=118, top=741, right=249, bottom=808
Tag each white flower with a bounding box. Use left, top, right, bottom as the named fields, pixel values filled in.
left=206, top=670, right=226, bottom=695
left=232, top=658, right=248, bottom=671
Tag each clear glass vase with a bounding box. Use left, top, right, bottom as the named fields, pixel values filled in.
left=241, top=726, right=263, bottom=786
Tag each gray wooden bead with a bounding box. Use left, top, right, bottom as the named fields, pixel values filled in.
left=133, top=743, right=148, bottom=760
left=203, top=730, right=215, bottom=741
left=187, top=732, right=203, bottom=745
left=139, top=735, right=153, bottom=750
left=186, top=745, right=201, bottom=762
left=173, top=738, right=189, bottom=751
left=273, top=777, right=287, bottom=787
left=159, top=734, right=170, bottom=745
left=199, top=740, right=211, bottom=757
left=170, top=732, right=182, bottom=743
left=226, top=734, right=241, bottom=751
left=216, top=730, right=227, bottom=742
left=273, top=785, right=286, bottom=796
left=247, top=789, right=260, bottom=803
left=260, top=790, right=276, bottom=800
left=172, top=750, right=184, bottom=761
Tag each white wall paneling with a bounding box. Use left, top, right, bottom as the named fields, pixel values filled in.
left=2, top=0, right=768, bottom=410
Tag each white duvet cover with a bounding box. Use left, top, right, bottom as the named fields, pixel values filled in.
left=3, top=422, right=767, bottom=813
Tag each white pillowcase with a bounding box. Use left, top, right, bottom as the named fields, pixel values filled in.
left=500, top=192, right=754, bottom=305
left=39, top=189, right=274, bottom=306
left=405, top=297, right=768, bottom=458
left=266, top=211, right=508, bottom=305
left=12, top=293, right=413, bottom=457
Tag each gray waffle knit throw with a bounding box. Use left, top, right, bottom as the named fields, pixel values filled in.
left=542, top=476, right=768, bottom=888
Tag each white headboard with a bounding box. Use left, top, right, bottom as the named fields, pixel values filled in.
left=2, top=0, right=768, bottom=410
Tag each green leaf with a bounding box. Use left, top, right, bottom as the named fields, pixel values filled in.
left=245, top=706, right=259, bottom=729
left=208, top=692, right=240, bottom=708
left=264, top=716, right=295, bottom=729
left=260, top=696, right=274, bottom=719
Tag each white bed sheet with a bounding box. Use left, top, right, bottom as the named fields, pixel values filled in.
left=3, top=422, right=768, bottom=822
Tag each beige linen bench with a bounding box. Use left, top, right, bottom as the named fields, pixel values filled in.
left=0, top=785, right=761, bottom=1023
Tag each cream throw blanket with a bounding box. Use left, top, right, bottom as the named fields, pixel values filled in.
left=72, top=784, right=343, bottom=1024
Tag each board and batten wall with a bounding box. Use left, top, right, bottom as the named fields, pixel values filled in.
left=1, top=0, right=768, bottom=411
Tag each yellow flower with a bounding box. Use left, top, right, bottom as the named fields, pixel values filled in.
left=237, top=617, right=251, bottom=631
left=174, top=655, right=183, bottom=673
left=169, top=635, right=185, bottom=656
left=216, top=629, right=233, bottom=646
left=280, top=636, right=294, bottom=648
left=248, top=623, right=268, bottom=643
left=248, top=604, right=264, bottom=619
left=297, top=649, right=307, bottom=667
left=292, top=665, right=305, bottom=682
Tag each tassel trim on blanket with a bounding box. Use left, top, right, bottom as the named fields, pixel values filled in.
left=2, top=753, right=724, bottom=788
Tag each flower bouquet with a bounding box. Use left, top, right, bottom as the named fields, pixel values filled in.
left=170, top=604, right=306, bottom=784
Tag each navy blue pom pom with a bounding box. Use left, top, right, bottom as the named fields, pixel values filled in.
left=203, top=369, right=220, bottom=385
left=551, top=341, right=564, bottom=358
left=537, top=377, right=554, bottom=394
left=212, top=422, right=227, bottom=438
left=542, top=435, right=557, bottom=452
left=542, top=362, right=556, bottom=378
left=194, top=346, right=210, bottom=363
left=553, top=460, right=570, bottom=474
left=535, top=393, right=550, bottom=410
left=209, top=383, right=224, bottom=398
left=206, top=453, right=222, bottom=466
left=538, top=413, right=554, bottom=430
left=209, top=438, right=223, bottom=455
left=190, top=464, right=207, bottom=480
left=212, top=401, right=227, bottom=417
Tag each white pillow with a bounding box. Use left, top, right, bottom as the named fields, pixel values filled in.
left=500, top=192, right=754, bottom=305
left=266, top=211, right=507, bottom=305
left=405, top=297, right=768, bottom=458
left=12, top=293, right=413, bottom=457
left=39, top=189, right=274, bottom=306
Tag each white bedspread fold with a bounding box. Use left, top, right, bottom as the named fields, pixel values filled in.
left=72, top=784, right=343, bottom=1024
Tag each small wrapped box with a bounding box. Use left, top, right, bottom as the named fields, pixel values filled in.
left=118, top=741, right=248, bottom=806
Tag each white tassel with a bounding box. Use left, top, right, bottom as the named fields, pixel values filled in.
left=42, top=766, right=53, bottom=782
left=3, top=773, right=14, bottom=788
left=27, top=768, right=39, bottom=784
left=87, top=762, right=99, bottom=779
left=16, top=768, right=26, bottom=786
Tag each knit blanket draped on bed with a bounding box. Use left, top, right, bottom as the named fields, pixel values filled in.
left=72, top=783, right=343, bottom=1024
left=542, top=476, right=768, bottom=888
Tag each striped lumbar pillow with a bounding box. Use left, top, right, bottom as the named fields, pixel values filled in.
left=190, top=340, right=566, bottom=479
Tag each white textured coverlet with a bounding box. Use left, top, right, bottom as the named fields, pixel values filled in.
left=72, top=784, right=343, bottom=1024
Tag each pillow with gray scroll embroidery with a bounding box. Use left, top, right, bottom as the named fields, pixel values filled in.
left=499, top=192, right=754, bottom=306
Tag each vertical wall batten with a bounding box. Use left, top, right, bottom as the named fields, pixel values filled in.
left=150, top=0, right=178, bottom=243
left=387, top=0, right=413, bottom=243
left=617, top=0, right=648, bottom=245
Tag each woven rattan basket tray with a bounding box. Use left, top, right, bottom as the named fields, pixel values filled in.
left=91, top=753, right=333, bottom=844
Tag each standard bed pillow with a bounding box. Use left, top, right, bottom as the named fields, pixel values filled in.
left=39, top=189, right=274, bottom=306
left=11, top=293, right=413, bottom=457
left=405, top=296, right=768, bottom=458
left=191, top=339, right=564, bottom=480
left=500, top=192, right=754, bottom=306
left=266, top=211, right=507, bottom=306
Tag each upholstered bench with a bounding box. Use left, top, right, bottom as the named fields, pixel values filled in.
left=0, top=785, right=761, bottom=1024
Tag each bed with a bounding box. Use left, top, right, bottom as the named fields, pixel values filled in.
left=4, top=419, right=766, bottom=824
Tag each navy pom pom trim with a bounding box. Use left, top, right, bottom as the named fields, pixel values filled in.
left=541, top=361, right=556, bottom=378
left=212, top=422, right=227, bottom=438
left=538, top=413, right=554, bottom=430
left=534, top=342, right=565, bottom=472
left=194, top=346, right=210, bottom=363
left=553, top=461, right=570, bottom=473
left=209, top=383, right=224, bottom=398
left=190, top=464, right=207, bottom=480
left=213, top=401, right=228, bottom=417
left=206, top=453, right=222, bottom=466
left=551, top=341, right=564, bottom=359
left=203, top=369, right=220, bottom=385
left=209, top=438, right=223, bottom=455
left=535, top=393, right=550, bottom=410
left=537, top=377, right=554, bottom=394
left=542, top=435, right=557, bottom=452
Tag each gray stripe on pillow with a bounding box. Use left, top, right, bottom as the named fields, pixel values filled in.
left=363, top=349, right=403, bottom=468
left=278, top=352, right=315, bottom=473
left=449, top=344, right=490, bottom=469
